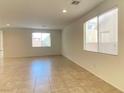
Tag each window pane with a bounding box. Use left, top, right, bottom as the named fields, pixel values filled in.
left=32, top=33, right=42, bottom=38
left=32, top=33, right=42, bottom=47
left=99, top=8, right=118, bottom=55
left=41, top=33, right=51, bottom=47
left=84, top=17, right=98, bottom=52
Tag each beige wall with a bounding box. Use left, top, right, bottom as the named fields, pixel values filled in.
left=62, top=0, right=124, bottom=92
left=0, top=31, right=3, bottom=50
left=3, top=28, right=61, bottom=57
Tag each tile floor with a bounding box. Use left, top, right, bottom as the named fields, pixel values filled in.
left=0, top=56, right=123, bottom=93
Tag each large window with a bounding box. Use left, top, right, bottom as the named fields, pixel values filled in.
left=32, top=32, right=51, bottom=47
left=84, top=8, right=118, bottom=55
left=84, top=17, right=98, bottom=52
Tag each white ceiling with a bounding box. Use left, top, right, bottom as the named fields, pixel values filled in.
left=0, top=0, right=104, bottom=29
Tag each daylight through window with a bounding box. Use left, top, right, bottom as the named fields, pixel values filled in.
left=84, top=8, right=118, bottom=55
left=32, top=33, right=51, bottom=47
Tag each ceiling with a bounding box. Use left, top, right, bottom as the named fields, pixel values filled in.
left=0, top=0, right=104, bottom=29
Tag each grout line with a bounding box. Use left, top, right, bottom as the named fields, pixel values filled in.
left=33, top=76, right=37, bottom=93
left=48, top=76, right=53, bottom=93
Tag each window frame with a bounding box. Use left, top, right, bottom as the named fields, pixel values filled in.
left=83, top=7, right=118, bottom=55
left=32, top=32, right=51, bottom=48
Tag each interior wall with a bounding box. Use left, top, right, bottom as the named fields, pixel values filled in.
left=3, top=28, right=61, bottom=57
left=62, top=0, right=124, bottom=92
left=0, top=31, right=3, bottom=57
left=0, top=31, right=3, bottom=50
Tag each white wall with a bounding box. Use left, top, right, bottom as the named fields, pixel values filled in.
left=62, top=0, right=124, bottom=92
left=0, top=31, right=3, bottom=50
left=0, top=31, right=3, bottom=57
left=3, top=28, right=61, bottom=57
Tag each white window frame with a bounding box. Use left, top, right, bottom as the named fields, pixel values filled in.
left=32, top=32, right=51, bottom=48
left=84, top=7, right=118, bottom=55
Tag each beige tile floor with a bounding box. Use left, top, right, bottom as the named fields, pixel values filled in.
left=0, top=56, right=123, bottom=93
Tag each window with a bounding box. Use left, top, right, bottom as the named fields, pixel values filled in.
left=32, top=32, right=51, bottom=47
left=84, top=17, right=98, bottom=52
left=84, top=8, right=118, bottom=55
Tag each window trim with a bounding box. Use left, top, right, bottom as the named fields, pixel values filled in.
left=83, top=7, right=118, bottom=55
left=32, top=32, right=51, bottom=48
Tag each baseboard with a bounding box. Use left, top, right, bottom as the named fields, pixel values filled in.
left=4, top=54, right=62, bottom=59
left=62, top=54, right=124, bottom=93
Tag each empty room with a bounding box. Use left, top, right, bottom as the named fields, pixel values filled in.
left=0, top=0, right=124, bottom=93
